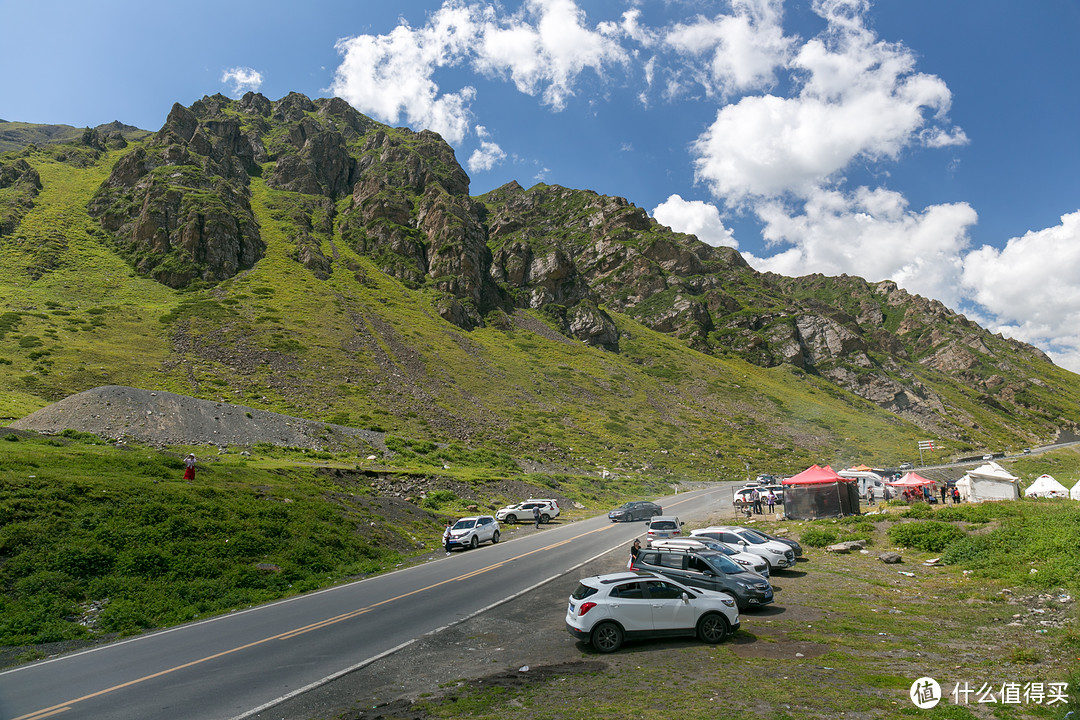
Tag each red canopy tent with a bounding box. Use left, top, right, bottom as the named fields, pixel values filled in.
left=782, top=465, right=860, bottom=519
left=887, top=472, right=935, bottom=487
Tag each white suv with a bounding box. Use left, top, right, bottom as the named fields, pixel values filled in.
left=444, top=515, right=500, bottom=551
left=565, top=570, right=739, bottom=652
left=646, top=515, right=684, bottom=544
left=495, top=499, right=560, bottom=524
left=690, top=526, right=795, bottom=570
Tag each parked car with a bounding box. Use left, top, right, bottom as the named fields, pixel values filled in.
left=899, top=462, right=914, bottom=470
left=982, top=454, right=993, bottom=460
left=564, top=570, right=739, bottom=652
left=690, top=526, right=795, bottom=570
left=495, top=499, right=559, bottom=524
left=737, top=527, right=802, bottom=557
left=759, top=484, right=785, bottom=504
left=444, top=515, right=500, bottom=551
left=646, top=516, right=684, bottom=543
left=607, top=501, right=663, bottom=522
left=649, top=537, right=770, bottom=577
left=631, top=546, right=774, bottom=610
left=733, top=485, right=783, bottom=507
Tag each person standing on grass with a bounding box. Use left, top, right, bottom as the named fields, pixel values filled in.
left=183, top=454, right=196, bottom=481
left=766, top=491, right=776, bottom=514
left=941, top=483, right=949, bottom=504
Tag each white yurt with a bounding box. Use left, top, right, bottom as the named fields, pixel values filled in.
left=1024, top=474, right=1069, bottom=498
left=1070, top=479, right=1080, bottom=501
left=955, top=461, right=1019, bottom=502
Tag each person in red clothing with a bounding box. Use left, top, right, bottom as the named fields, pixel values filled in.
left=183, top=453, right=196, bottom=480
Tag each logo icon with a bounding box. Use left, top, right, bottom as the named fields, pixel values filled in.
left=910, top=676, right=941, bottom=709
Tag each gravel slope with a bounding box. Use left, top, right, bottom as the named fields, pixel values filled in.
left=8, top=385, right=386, bottom=452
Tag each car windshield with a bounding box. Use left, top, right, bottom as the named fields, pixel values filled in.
left=452, top=519, right=476, bottom=530
left=734, top=530, right=765, bottom=544
left=742, top=529, right=770, bottom=542
left=710, top=555, right=744, bottom=574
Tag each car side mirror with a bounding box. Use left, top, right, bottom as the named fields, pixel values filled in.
left=681, top=592, right=689, bottom=602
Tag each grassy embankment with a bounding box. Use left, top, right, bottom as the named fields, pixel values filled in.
left=0, top=428, right=667, bottom=660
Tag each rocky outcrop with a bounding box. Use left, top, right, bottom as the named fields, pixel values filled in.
left=88, top=100, right=265, bottom=287
left=0, top=158, right=41, bottom=235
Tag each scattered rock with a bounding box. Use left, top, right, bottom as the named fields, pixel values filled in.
left=879, top=552, right=903, bottom=564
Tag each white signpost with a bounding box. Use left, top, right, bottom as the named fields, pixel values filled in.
left=917, top=439, right=941, bottom=466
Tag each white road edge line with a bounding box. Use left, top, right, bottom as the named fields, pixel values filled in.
left=227, top=538, right=630, bottom=720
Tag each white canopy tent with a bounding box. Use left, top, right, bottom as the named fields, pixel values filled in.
left=955, top=461, right=1019, bottom=503
left=1070, top=479, right=1080, bottom=501
left=1024, top=474, right=1069, bottom=498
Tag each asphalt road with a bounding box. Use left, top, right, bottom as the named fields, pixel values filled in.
left=0, top=484, right=732, bottom=720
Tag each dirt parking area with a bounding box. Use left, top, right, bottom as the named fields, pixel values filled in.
left=262, top=518, right=1076, bottom=720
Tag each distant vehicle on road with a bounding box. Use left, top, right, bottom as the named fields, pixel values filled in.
left=496, top=499, right=559, bottom=524
left=899, top=462, right=914, bottom=470
left=607, top=501, right=663, bottom=522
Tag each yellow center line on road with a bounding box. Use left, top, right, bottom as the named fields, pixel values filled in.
left=14, top=522, right=619, bottom=720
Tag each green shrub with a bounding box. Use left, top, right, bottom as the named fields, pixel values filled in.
left=421, top=489, right=457, bottom=510
left=887, top=521, right=966, bottom=552
left=799, top=528, right=839, bottom=547
left=898, top=502, right=936, bottom=519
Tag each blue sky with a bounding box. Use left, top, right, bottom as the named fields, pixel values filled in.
left=3, top=0, right=1080, bottom=371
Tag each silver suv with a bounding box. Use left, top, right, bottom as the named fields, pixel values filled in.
left=631, top=546, right=774, bottom=610
left=444, top=515, right=500, bottom=551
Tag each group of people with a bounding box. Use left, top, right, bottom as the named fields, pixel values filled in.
left=743, top=488, right=777, bottom=514
left=896, top=484, right=961, bottom=503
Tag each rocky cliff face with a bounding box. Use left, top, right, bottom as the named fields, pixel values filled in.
left=78, top=92, right=1072, bottom=438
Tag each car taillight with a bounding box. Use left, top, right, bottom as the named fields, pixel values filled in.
left=578, top=602, right=597, bottom=616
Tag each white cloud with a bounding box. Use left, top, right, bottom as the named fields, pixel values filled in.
left=652, top=194, right=737, bottom=249
left=473, top=0, right=629, bottom=110
left=330, top=0, right=630, bottom=143
left=330, top=4, right=481, bottom=143
left=468, top=140, right=507, bottom=171
left=664, top=0, right=792, bottom=97
left=747, top=186, right=976, bottom=308
left=221, top=67, right=263, bottom=94
left=960, top=211, right=1080, bottom=372
left=690, top=0, right=965, bottom=203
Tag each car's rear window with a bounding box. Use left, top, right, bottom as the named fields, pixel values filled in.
left=651, top=521, right=677, bottom=530
left=571, top=583, right=599, bottom=600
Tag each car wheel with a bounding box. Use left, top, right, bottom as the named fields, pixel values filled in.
left=696, top=613, right=730, bottom=644
left=590, top=622, right=624, bottom=653
left=541, top=513, right=550, bottom=523
left=469, top=536, right=479, bottom=549
left=491, top=530, right=500, bottom=544
left=505, top=514, right=517, bottom=524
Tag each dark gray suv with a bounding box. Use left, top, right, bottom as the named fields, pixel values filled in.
left=630, top=546, right=774, bottom=610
